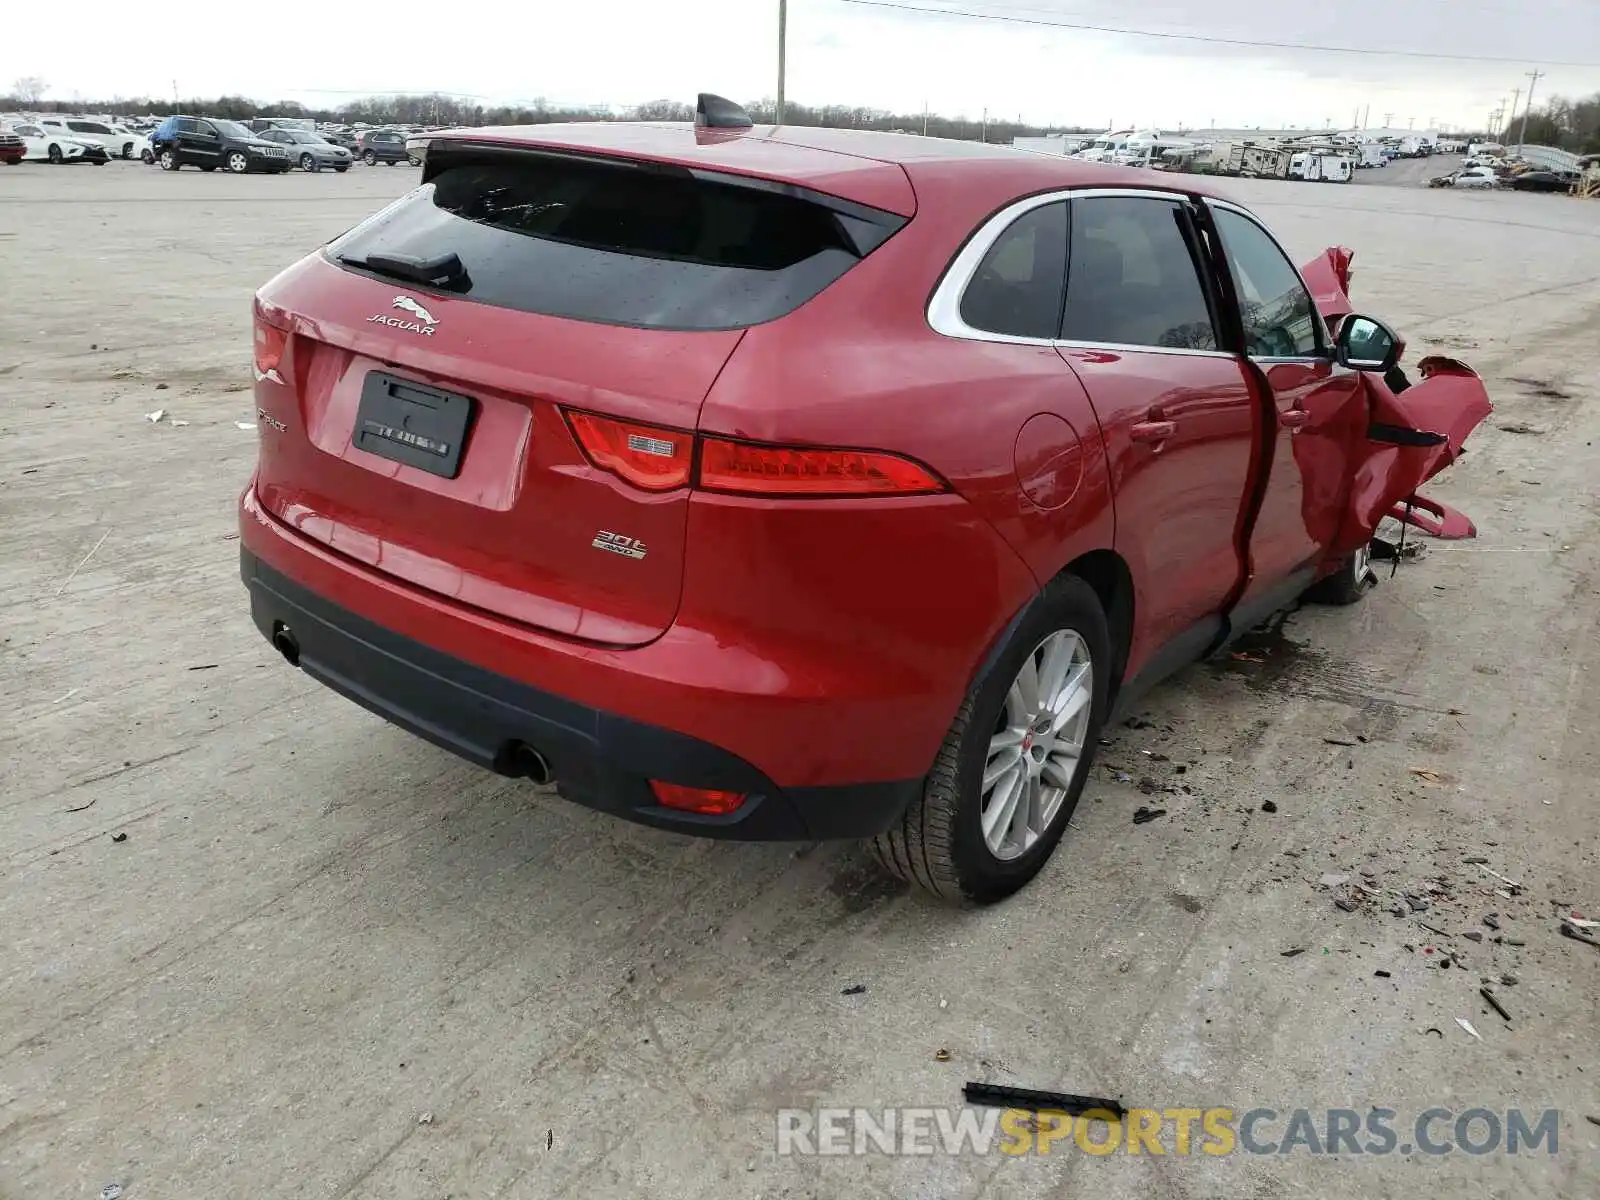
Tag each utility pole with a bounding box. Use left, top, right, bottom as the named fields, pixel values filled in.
left=1408, top=116, right=1415, bottom=129
left=922, top=100, right=928, bottom=137
left=1362, top=104, right=1370, bottom=130
left=1383, top=111, right=1393, bottom=128
left=1518, top=70, right=1543, bottom=150
left=980, top=107, right=987, bottom=143
left=1507, top=86, right=1522, bottom=140
left=775, top=0, right=787, bottom=126
left=172, top=79, right=179, bottom=106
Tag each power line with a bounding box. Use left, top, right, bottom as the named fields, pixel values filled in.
left=838, top=0, right=1600, bottom=67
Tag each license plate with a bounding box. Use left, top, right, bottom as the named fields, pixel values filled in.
left=353, top=372, right=475, bottom=479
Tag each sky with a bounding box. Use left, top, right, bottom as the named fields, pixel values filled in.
left=7, top=0, right=1600, bottom=130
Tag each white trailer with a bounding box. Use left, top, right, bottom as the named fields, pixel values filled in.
left=1291, top=152, right=1354, bottom=182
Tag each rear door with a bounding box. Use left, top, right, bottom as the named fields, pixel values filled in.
left=1205, top=203, right=1365, bottom=602
left=252, top=142, right=903, bottom=646
left=1055, top=193, right=1259, bottom=665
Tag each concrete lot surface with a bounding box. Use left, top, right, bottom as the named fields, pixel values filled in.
left=2, top=160, right=1598, bottom=1200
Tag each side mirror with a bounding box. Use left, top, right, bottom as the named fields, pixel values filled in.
left=1335, top=314, right=1401, bottom=373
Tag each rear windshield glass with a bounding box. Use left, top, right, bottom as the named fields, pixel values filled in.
left=327, top=149, right=898, bottom=330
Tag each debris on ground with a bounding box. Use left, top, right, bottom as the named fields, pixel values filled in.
left=1501, top=973, right=1518, bottom=986
left=418, top=1112, right=435, bottom=1125
left=1477, top=865, right=1522, bottom=891
left=1560, top=921, right=1600, bottom=949
left=963, top=1082, right=1127, bottom=1118
left=1132, top=806, right=1166, bottom=825
left=934, top=1049, right=951, bottom=1063
left=1229, top=651, right=1265, bottom=664
left=840, top=984, right=866, bottom=996
left=1280, top=946, right=1308, bottom=958
left=187, top=664, right=219, bottom=671
left=1404, top=893, right=1430, bottom=913
left=100, top=1185, right=122, bottom=1200
left=1482, top=913, right=1501, bottom=930
left=144, top=409, right=165, bottom=423
left=1462, top=856, right=1488, bottom=865
left=1455, top=1018, right=1482, bottom=1041
left=1261, top=799, right=1278, bottom=813
left=1463, top=930, right=1483, bottom=942
left=1137, top=777, right=1160, bottom=795
left=1495, top=421, right=1546, bottom=435
left=1371, top=536, right=1425, bottom=561
left=1374, top=970, right=1392, bottom=978
left=1323, top=737, right=1357, bottom=746
left=547, top=1130, right=554, bottom=1150
left=1425, top=1027, right=1443, bottom=1038
left=1586, top=1116, right=1600, bottom=1129
left=1410, top=768, right=1445, bottom=784
left=235, top=421, right=257, bottom=430
left=1479, top=988, right=1511, bottom=1022
left=110, top=832, right=128, bottom=843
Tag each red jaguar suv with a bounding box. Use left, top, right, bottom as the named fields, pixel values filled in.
left=240, top=97, right=1488, bottom=901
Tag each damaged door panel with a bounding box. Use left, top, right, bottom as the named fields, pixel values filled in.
left=1298, top=247, right=1493, bottom=553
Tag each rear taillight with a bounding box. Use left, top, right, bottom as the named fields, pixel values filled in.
left=698, top=437, right=945, bottom=497
left=564, top=409, right=948, bottom=499
left=565, top=411, right=693, bottom=492
left=253, top=311, right=287, bottom=380
left=649, top=781, right=746, bottom=815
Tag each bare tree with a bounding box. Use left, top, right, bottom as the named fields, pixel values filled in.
left=13, top=76, right=47, bottom=105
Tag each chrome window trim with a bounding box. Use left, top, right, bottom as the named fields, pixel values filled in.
left=929, top=186, right=1235, bottom=356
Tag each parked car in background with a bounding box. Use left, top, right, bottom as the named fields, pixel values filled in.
left=35, top=116, right=146, bottom=159
left=1430, top=166, right=1499, bottom=189
left=0, top=130, right=25, bottom=165
left=257, top=127, right=352, bottom=172
left=152, top=116, right=291, bottom=173
left=1509, top=170, right=1576, bottom=193
left=356, top=129, right=413, bottom=165
left=1, top=121, right=109, bottom=164
left=241, top=99, right=1491, bottom=902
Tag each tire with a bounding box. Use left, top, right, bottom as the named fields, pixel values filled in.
left=158, top=148, right=178, bottom=171
left=227, top=151, right=249, bottom=173
left=200, top=166, right=216, bottom=172
left=871, top=575, right=1111, bottom=903
left=48, top=143, right=63, bottom=164
left=386, top=160, right=396, bottom=167
left=121, top=142, right=134, bottom=159
left=334, top=164, right=349, bottom=173
left=300, top=153, right=317, bottom=172
left=141, top=148, right=154, bottom=164
left=364, top=150, right=377, bottom=165
left=1304, top=541, right=1376, bottom=605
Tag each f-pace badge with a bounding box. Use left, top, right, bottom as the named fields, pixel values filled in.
left=367, top=295, right=438, bottom=336
left=592, top=531, right=647, bottom=560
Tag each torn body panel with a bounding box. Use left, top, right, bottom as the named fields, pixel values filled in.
left=1299, top=249, right=1492, bottom=556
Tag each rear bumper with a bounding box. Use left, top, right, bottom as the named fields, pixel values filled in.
left=241, top=547, right=920, bottom=841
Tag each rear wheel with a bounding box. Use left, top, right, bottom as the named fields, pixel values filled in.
left=364, top=149, right=377, bottom=165
left=1305, top=541, right=1376, bottom=605
left=871, top=575, right=1110, bottom=903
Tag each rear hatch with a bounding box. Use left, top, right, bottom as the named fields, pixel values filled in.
left=252, top=136, right=907, bottom=646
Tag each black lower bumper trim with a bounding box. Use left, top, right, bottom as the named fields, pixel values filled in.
left=241, top=550, right=919, bottom=840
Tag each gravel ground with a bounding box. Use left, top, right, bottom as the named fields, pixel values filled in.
left=2, top=159, right=1598, bottom=1200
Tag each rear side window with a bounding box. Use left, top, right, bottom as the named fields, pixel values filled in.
left=1062, top=197, right=1218, bottom=351
left=959, top=201, right=1067, bottom=339
left=330, top=148, right=904, bottom=331
left=1212, top=208, right=1322, bottom=358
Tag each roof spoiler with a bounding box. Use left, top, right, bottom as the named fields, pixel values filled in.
left=695, top=93, right=753, bottom=131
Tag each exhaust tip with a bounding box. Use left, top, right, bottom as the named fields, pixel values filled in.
left=271, top=622, right=300, bottom=667
left=496, top=740, right=553, bottom=785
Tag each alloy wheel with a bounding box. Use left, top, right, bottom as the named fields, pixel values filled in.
left=981, top=630, right=1093, bottom=861
left=228, top=152, right=248, bottom=173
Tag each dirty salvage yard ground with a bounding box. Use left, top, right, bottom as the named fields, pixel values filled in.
left=1, top=164, right=1597, bottom=1200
